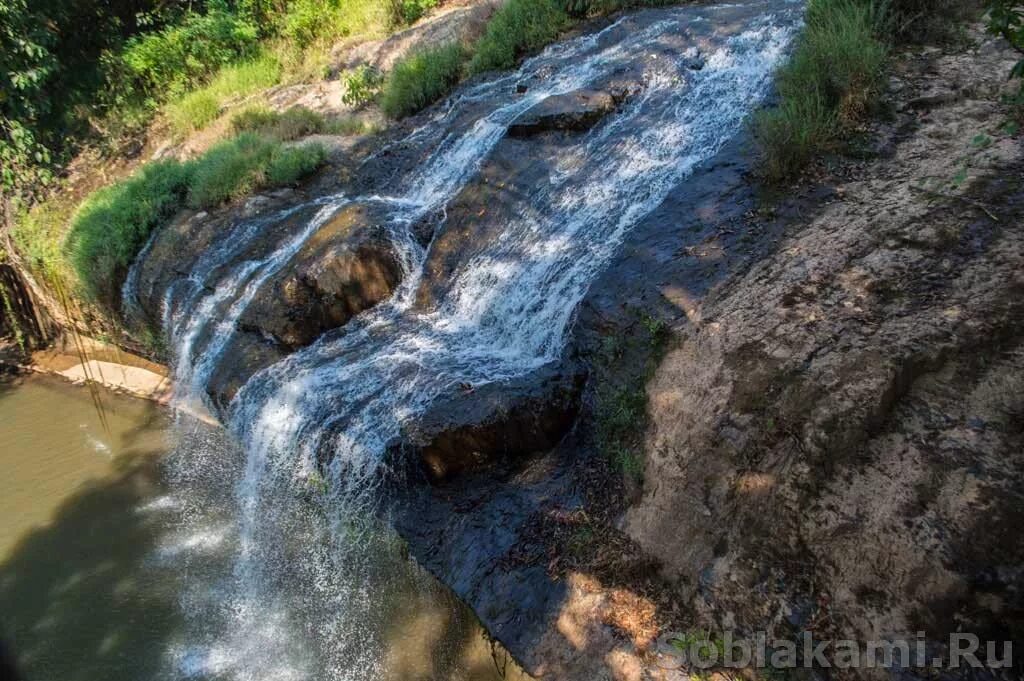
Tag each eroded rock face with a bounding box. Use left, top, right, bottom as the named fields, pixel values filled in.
left=405, top=362, right=584, bottom=481
left=623, top=32, right=1024, bottom=663
left=238, top=204, right=402, bottom=351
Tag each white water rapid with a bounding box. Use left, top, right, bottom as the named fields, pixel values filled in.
left=132, top=3, right=804, bottom=679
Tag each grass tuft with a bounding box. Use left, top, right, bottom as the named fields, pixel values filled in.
left=381, top=43, right=466, bottom=119
left=232, top=106, right=326, bottom=140
left=166, top=54, right=282, bottom=136
left=61, top=132, right=326, bottom=306
left=468, top=0, right=569, bottom=74
left=185, top=133, right=325, bottom=209
left=754, top=0, right=888, bottom=181
left=65, top=160, right=194, bottom=305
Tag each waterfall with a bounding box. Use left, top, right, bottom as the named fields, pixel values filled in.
left=134, top=3, right=804, bottom=679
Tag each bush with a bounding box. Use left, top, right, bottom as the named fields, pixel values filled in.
left=122, top=9, right=261, bottom=99
left=65, top=160, right=193, bottom=304
left=186, top=133, right=326, bottom=208
left=754, top=0, right=887, bottom=181
left=396, top=0, right=440, bottom=24
left=166, top=54, right=282, bottom=135
left=342, top=66, right=384, bottom=107
left=281, top=0, right=392, bottom=51
left=381, top=43, right=466, bottom=118
left=266, top=143, right=328, bottom=185
left=231, top=106, right=327, bottom=140
left=468, top=0, right=569, bottom=74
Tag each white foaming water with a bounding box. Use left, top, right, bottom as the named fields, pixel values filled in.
left=134, top=4, right=803, bottom=680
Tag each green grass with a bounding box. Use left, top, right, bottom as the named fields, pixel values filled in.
left=281, top=0, right=395, bottom=52
left=232, top=106, right=377, bottom=139
left=59, top=132, right=325, bottom=307
left=11, top=201, right=76, bottom=282
left=468, top=0, right=570, bottom=74
left=754, top=0, right=888, bottom=181
left=65, top=160, right=194, bottom=305
left=186, top=133, right=325, bottom=209
left=381, top=43, right=466, bottom=119
left=231, top=106, right=326, bottom=140
left=166, top=54, right=283, bottom=136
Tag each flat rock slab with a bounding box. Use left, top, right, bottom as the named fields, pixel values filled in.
left=509, top=89, right=624, bottom=137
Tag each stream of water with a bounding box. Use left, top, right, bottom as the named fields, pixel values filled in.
left=115, top=3, right=804, bottom=679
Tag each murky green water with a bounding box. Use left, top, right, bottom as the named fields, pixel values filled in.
left=0, top=375, right=525, bottom=681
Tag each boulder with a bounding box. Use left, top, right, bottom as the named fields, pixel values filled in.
left=508, top=88, right=631, bottom=137
left=238, top=203, right=402, bottom=351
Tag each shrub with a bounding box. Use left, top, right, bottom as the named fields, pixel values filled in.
left=468, top=0, right=569, bottom=74
left=186, top=133, right=327, bottom=208
left=122, top=9, right=261, bottom=99
left=381, top=43, right=466, bottom=118
left=231, top=106, right=327, bottom=140
left=65, top=160, right=193, bottom=304
left=342, top=66, right=384, bottom=107
left=166, top=55, right=282, bottom=135
left=266, top=143, right=328, bottom=185
left=754, top=0, right=887, bottom=181
left=281, top=0, right=391, bottom=51
left=396, top=0, right=440, bottom=24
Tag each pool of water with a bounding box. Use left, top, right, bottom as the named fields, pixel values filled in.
left=0, top=374, right=526, bottom=681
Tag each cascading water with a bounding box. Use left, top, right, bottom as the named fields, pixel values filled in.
left=133, top=3, right=803, bottom=679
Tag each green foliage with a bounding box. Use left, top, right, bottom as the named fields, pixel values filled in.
left=342, top=66, right=384, bottom=107
left=381, top=43, right=466, bottom=118
left=65, top=159, right=193, bottom=304
left=468, top=0, right=569, bottom=74
left=11, top=198, right=72, bottom=280
left=754, top=0, right=888, bottom=181
left=395, top=0, right=440, bottom=24
left=885, top=0, right=976, bottom=41
left=988, top=0, right=1024, bottom=110
left=187, top=133, right=326, bottom=208
left=121, top=9, right=261, bottom=99
left=232, top=106, right=327, bottom=140
left=595, top=383, right=647, bottom=481
left=754, top=92, right=837, bottom=182
left=60, top=131, right=325, bottom=306
left=266, top=143, right=328, bottom=186
left=281, top=0, right=392, bottom=51
left=166, top=54, right=282, bottom=135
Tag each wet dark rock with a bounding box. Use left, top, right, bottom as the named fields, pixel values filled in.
left=238, top=203, right=402, bottom=351
left=404, top=362, right=585, bottom=481
left=508, top=87, right=633, bottom=137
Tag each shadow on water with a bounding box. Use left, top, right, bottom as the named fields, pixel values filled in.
left=0, top=451, right=180, bottom=681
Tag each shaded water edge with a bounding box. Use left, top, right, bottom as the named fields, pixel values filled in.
left=0, top=373, right=530, bottom=681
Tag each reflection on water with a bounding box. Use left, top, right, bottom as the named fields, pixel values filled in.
left=0, top=374, right=176, bottom=681
left=0, top=375, right=526, bottom=681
